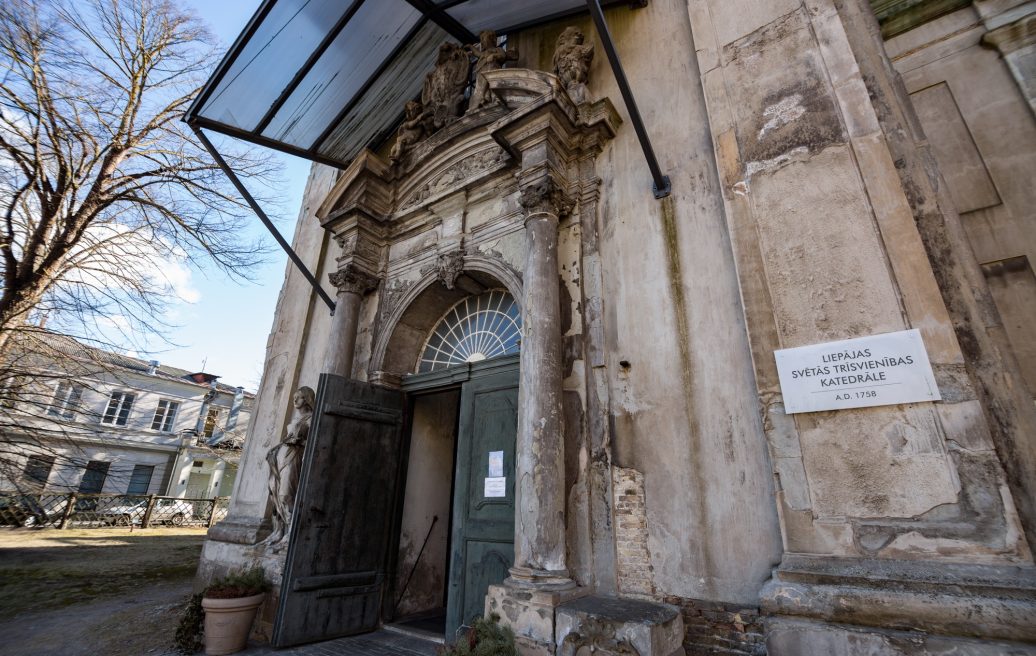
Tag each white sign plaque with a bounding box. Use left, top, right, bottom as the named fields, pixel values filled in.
left=484, top=477, right=506, bottom=498
left=774, top=329, right=941, bottom=414
left=488, top=451, right=504, bottom=478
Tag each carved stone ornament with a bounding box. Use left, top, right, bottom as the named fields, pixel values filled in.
left=559, top=617, right=641, bottom=656
left=553, top=27, right=595, bottom=104
left=466, top=30, right=519, bottom=113
left=421, top=42, right=471, bottom=133
left=519, top=177, right=574, bottom=218
left=389, top=99, right=427, bottom=165
left=400, top=147, right=507, bottom=210
left=437, top=251, right=465, bottom=290
left=328, top=266, right=380, bottom=296
left=260, top=386, right=315, bottom=552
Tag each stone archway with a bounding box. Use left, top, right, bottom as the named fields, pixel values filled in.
left=370, top=257, right=523, bottom=381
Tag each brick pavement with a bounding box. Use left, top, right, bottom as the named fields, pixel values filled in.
left=237, top=629, right=440, bottom=655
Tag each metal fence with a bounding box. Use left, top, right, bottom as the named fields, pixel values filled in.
left=0, top=491, right=230, bottom=529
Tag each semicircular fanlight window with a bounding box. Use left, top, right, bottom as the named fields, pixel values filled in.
left=418, top=290, right=521, bottom=373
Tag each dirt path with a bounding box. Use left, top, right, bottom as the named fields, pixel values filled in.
left=0, top=527, right=207, bottom=655
left=0, top=578, right=190, bottom=656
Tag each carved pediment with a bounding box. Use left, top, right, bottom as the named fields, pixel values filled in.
left=316, top=68, right=620, bottom=224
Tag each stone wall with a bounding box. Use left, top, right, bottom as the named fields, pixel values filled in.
left=663, top=596, right=766, bottom=656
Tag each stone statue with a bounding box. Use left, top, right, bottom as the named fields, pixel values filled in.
left=390, top=99, right=427, bottom=165
left=466, top=30, right=518, bottom=113
left=421, top=42, right=471, bottom=133
left=553, top=27, right=595, bottom=104
left=260, top=386, right=315, bottom=551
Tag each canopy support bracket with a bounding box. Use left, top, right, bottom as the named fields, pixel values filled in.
left=191, top=125, right=337, bottom=314
left=585, top=0, right=671, bottom=199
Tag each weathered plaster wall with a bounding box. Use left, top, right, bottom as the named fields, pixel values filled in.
left=885, top=6, right=1036, bottom=397
left=686, top=0, right=1031, bottom=565
left=217, top=164, right=338, bottom=530
left=520, top=4, right=783, bottom=604
left=395, top=391, right=458, bottom=617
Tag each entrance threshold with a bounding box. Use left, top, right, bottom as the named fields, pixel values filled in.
left=384, top=622, right=447, bottom=645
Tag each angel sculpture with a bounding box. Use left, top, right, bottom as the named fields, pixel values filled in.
left=466, top=30, right=518, bottom=113
left=390, top=99, right=427, bottom=165
left=553, top=26, right=595, bottom=104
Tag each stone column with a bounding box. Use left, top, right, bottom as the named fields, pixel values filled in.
left=325, top=265, right=379, bottom=378
left=509, top=176, right=575, bottom=589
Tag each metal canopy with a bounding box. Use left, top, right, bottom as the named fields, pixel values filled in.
left=186, top=0, right=670, bottom=316
left=185, top=0, right=640, bottom=169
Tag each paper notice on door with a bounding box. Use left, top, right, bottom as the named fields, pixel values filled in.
left=488, top=451, right=504, bottom=477
left=484, top=476, right=506, bottom=498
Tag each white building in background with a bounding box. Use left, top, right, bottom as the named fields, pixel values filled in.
left=1, top=334, right=254, bottom=500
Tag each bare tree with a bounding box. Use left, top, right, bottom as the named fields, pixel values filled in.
left=0, top=0, right=271, bottom=354
left=0, top=0, right=274, bottom=503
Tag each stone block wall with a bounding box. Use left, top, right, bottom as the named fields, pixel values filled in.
left=663, top=596, right=766, bottom=656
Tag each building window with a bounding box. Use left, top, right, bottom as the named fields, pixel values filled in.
left=418, top=290, right=522, bottom=373
left=47, top=382, right=83, bottom=420
left=78, top=460, right=110, bottom=494
left=102, top=391, right=135, bottom=426
left=126, top=464, right=155, bottom=495
left=151, top=399, right=180, bottom=432
left=202, top=407, right=221, bottom=438
left=22, top=455, right=55, bottom=489
left=192, top=460, right=204, bottom=468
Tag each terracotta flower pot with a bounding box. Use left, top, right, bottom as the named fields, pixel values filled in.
left=201, top=592, right=265, bottom=655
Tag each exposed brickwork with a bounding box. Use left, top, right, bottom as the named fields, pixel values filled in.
left=662, top=596, right=766, bottom=656
left=612, top=466, right=655, bottom=598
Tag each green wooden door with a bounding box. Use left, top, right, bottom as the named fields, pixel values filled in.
left=445, top=362, right=518, bottom=638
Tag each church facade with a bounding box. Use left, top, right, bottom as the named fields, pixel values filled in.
left=194, top=1, right=1036, bottom=654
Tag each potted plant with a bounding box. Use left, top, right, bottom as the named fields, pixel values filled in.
left=177, top=566, right=268, bottom=655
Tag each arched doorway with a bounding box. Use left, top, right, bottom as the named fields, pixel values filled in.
left=390, top=287, right=522, bottom=641
left=273, top=270, right=524, bottom=647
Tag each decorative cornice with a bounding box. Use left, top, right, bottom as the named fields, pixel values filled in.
left=519, top=176, right=574, bottom=218
left=328, top=265, right=380, bottom=296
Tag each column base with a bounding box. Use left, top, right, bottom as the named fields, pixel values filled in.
left=508, top=566, right=578, bottom=589
left=486, top=581, right=588, bottom=655
left=556, top=595, right=686, bottom=656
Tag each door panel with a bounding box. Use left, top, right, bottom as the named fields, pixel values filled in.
left=446, top=366, right=518, bottom=638
left=273, top=375, right=406, bottom=647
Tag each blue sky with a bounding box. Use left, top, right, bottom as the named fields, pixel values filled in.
left=154, top=1, right=311, bottom=391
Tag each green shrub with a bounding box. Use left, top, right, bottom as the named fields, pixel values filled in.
left=203, top=566, right=270, bottom=599
left=174, top=593, right=204, bottom=655
left=438, top=614, right=518, bottom=656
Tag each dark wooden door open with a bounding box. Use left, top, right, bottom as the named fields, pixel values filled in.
left=273, top=375, right=406, bottom=647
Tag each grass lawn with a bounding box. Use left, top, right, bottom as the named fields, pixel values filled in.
left=0, top=526, right=208, bottom=619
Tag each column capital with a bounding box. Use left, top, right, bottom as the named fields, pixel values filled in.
left=328, top=265, right=379, bottom=296
left=519, top=175, right=574, bottom=219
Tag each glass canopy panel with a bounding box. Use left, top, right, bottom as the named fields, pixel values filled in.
left=318, top=21, right=447, bottom=161
left=444, top=0, right=590, bottom=33
left=262, top=0, right=423, bottom=149
left=200, top=0, right=348, bottom=132
left=418, top=290, right=522, bottom=373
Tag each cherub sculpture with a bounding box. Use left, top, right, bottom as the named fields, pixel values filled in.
left=390, top=99, right=427, bottom=165
left=260, top=386, right=315, bottom=551
left=466, top=30, right=518, bottom=113
left=421, top=42, right=471, bottom=132
left=553, top=27, right=595, bottom=104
